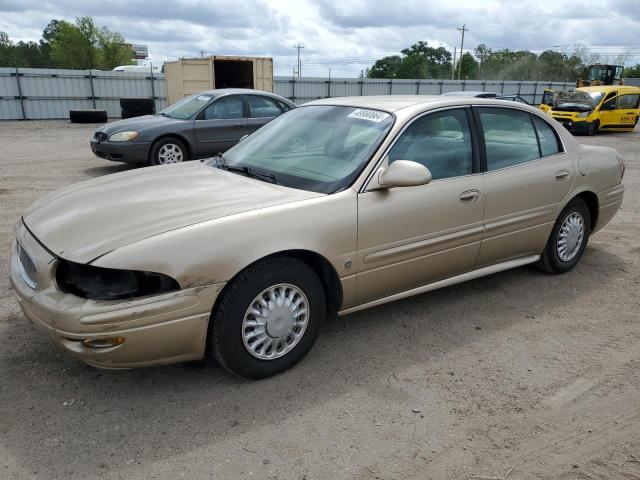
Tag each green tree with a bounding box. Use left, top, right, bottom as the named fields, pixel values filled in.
left=367, top=55, right=403, bottom=78
left=50, top=16, right=132, bottom=69
left=400, top=41, right=452, bottom=78
left=623, top=64, right=640, bottom=78
left=458, top=52, right=478, bottom=79
left=51, top=19, right=96, bottom=68
left=97, top=27, right=133, bottom=69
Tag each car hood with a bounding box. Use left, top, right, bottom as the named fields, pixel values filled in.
left=23, top=162, right=323, bottom=264
left=97, top=115, right=185, bottom=136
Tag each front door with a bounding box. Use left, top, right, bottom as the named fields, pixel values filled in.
left=475, top=107, right=575, bottom=267
left=356, top=108, right=485, bottom=305
left=598, top=93, right=640, bottom=130
left=194, top=95, right=247, bottom=156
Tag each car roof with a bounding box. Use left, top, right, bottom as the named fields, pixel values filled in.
left=577, top=85, right=640, bottom=94
left=197, top=89, right=294, bottom=103
left=304, top=95, right=542, bottom=114
left=442, top=91, right=499, bottom=97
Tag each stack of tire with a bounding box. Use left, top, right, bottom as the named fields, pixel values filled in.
left=69, top=109, right=108, bottom=124
left=120, top=97, right=155, bottom=119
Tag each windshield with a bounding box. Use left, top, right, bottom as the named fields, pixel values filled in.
left=218, top=105, right=394, bottom=193
left=589, top=91, right=604, bottom=106
left=159, top=93, right=213, bottom=119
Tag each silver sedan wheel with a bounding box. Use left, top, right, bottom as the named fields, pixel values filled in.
left=157, top=143, right=183, bottom=164
left=557, top=212, right=585, bottom=262
left=242, top=283, right=309, bottom=360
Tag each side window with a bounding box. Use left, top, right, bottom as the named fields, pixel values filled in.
left=247, top=96, right=282, bottom=118
left=388, top=109, right=473, bottom=180
left=533, top=116, right=561, bottom=157
left=478, top=108, right=539, bottom=171
left=617, top=94, right=640, bottom=109
left=203, top=96, right=244, bottom=120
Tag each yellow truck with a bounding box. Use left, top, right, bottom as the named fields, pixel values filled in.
left=540, top=85, right=640, bottom=135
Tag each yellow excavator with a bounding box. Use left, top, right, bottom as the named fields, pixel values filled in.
left=576, top=64, right=625, bottom=88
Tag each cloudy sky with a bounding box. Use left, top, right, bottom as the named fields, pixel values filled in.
left=1, top=0, right=639, bottom=76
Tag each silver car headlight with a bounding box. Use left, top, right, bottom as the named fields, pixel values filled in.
left=576, top=111, right=590, bottom=118
left=109, top=131, right=139, bottom=142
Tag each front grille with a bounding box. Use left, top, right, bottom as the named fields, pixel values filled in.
left=93, top=132, right=107, bottom=142
left=17, top=241, right=38, bottom=289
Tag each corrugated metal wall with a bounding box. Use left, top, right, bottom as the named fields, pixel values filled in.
left=1, top=67, right=580, bottom=120
left=0, top=68, right=166, bottom=120
left=273, top=77, right=575, bottom=105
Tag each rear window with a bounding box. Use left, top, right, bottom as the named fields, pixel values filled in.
left=532, top=116, right=561, bottom=157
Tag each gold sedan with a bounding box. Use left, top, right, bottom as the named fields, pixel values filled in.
left=9, top=96, right=625, bottom=379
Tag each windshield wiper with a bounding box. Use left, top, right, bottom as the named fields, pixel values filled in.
left=215, top=153, right=279, bottom=184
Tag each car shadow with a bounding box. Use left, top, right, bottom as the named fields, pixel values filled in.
left=83, top=163, right=144, bottom=178
left=0, top=245, right=627, bottom=478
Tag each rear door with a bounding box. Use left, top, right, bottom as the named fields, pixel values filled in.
left=475, top=107, right=574, bottom=267
left=193, top=95, right=247, bottom=156
left=245, top=95, right=285, bottom=134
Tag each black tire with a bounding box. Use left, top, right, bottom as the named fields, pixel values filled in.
left=210, top=256, right=325, bottom=379
left=537, top=197, right=591, bottom=274
left=149, top=137, right=187, bottom=165
left=69, top=109, right=107, bottom=124
left=587, top=120, right=599, bottom=136
left=119, top=97, right=155, bottom=113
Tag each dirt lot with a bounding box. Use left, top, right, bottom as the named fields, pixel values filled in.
left=0, top=120, right=639, bottom=480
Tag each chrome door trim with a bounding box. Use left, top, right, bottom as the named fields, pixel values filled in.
left=338, top=254, right=540, bottom=316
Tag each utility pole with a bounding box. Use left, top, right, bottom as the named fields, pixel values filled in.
left=294, top=44, right=304, bottom=78
left=199, top=50, right=205, bottom=59
left=451, top=46, right=457, bottom=80
left=457, top=24, right=468, bottom=80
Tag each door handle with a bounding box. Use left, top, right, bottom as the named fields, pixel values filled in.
left=459, top=189, right=479, bottom=202
left=555, top=169, right=570, bottom=181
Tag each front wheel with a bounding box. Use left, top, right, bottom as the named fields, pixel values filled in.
left=150, top=137, right=187, bottom=165
left=210, top=256, right=325, bottom=379
left=537, top=198, right=591, bottom=274
left=587, top=121, right=599, bottom=136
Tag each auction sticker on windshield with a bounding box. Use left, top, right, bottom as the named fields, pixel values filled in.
left=348, top=109, right=391, bottom=123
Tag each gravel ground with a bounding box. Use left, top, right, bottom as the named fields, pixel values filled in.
left=0, top=120, right=639, bottom=480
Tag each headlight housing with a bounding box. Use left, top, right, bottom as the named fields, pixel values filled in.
left=56, top=259, right=179, bottom=300
left=576, top=111, right=591, bottom=118
left=109, top=131, right=139, bottom=142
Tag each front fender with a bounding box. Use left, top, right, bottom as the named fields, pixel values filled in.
left=91, top=190, right=358, bottom=292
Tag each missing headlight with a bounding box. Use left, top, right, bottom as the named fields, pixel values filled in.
left=56, top=259, right=179, bottom=300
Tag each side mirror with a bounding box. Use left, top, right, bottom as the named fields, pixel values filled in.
left=372, top=159, right=432, bottom=190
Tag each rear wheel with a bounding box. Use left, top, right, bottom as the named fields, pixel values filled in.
left=150, top=137, right=187, bottom=165
left=210, top=256, right=325, bottom=379
left=537, top=198, right=591, bottom=274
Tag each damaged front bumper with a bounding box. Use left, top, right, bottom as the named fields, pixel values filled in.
left=9, top=222, right=224, bottom=369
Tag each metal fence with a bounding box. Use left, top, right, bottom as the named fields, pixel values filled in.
left=274, top=77, right=575, bottom=105
left=0, top=67, right=608, bottom=120
left=0, top=67, right=166, bottom=120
